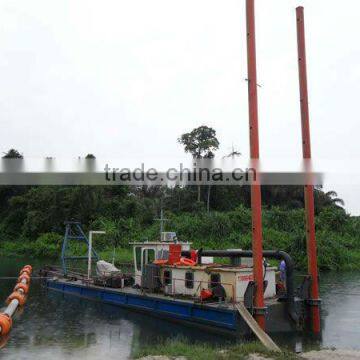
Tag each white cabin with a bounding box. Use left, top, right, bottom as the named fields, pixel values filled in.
left=158, top=264, right=276, bottom=301
left=130, top=233, right=276, bottom=302
left=130, top=238, right=191, bottom=287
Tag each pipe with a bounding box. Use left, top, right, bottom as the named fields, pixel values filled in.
left=296, top=6, right=321, bottom=333
left=0, top=265, right=32, bottom=336
left=4, top=300, right=19, bottom=318
left=183, top=249, right=298, bottom=323
left=246, top=0, right=266, bottom=330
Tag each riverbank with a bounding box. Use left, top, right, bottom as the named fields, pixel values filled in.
left=0, top=238, right=134, bottom=265
left=133, top=339, right=360, bottom=360
left=137, top=351, right=360, bottom=360
left=133, top=339, right=298, bottom=360
left=2, top=204, right=360, bottom=271
left=2, top=183, right=360, bottom=271
left=2, top=237, right=360, bottom=272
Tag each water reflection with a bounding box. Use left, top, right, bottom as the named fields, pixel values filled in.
left=319, top=272, right=360, bottom=350
left=1, top=283, right=135, bottom=359
left=1, top=259, right=360, bottom=359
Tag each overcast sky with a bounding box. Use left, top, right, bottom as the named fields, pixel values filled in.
left=1, top=0, right=360, bottom=213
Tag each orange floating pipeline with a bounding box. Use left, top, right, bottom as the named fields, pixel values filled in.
left=0, top=264, right=32, bottom=336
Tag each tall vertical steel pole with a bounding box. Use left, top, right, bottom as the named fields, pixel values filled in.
left=87, top=231, right=106, bottom=280
left=246, top=0, right=265, bottom=329
left=296, top=6, right=321, bottom=333
left=88, top=231, right=93, bottom=280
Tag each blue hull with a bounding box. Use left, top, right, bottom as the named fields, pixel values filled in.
left=46, top=279, right=241, bottom=334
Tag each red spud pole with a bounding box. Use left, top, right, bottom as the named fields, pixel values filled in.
left=296, top=6, right=321, bottom=333
left=246, top=0, right=265, bottom=330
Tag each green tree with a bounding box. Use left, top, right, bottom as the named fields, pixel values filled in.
left=314, top=188, right=345, bottom=213
left=178, top=126, right=219, bottom=204
left=178, top=126, right=219, bottom=159
left=85, top=154, right=96, bottom=159
left=2, top=149, right=23, bottom=158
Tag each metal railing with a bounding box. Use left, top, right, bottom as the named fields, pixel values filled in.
left=133, top=273, right=236, bottom=304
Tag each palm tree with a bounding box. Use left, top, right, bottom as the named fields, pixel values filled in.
left=325, top=191, right=345, bottom=207
left=313, top=188, right=345, bottom=212
left=2, top=149, right=23, bottom=158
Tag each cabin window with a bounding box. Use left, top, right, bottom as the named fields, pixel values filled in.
left=135, top=247, right=142, bottom=271
left=185, top=271, right=194, bottom=289
left=210, top=273, right=221, bottom=288
left=164, top=270, right=172, bottom=285
left=142, top=249, right=155, bottom=268
left=147, top=249, right=155, bottom=263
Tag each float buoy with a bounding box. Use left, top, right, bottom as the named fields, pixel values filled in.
left=6, top=292, right=26, bottom=307
left=14, top=283, right=29, bottom=295
left=19, top=269, right=31, bottom=277
left=0, top=314, right=12, bottom=336
left=153, top=259, right=168, bottom=265
left=22, top=265, right=32, bottom=274
left=18, top=274, right=30, bottom=284
left=200, top=289, right=213, bottom=301
left=175, top=257, right=196, bottom=266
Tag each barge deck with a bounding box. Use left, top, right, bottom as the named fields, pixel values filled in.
left=45, top=277, right=298, bottom=336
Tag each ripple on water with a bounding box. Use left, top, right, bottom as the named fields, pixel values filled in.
left=1, top=259, right=360, bottom=358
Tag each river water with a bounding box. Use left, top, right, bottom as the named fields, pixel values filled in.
left=0, top=257, right=359, bottom=359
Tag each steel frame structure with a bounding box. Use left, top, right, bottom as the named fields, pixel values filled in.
left=61, top=221, right=99, bottom=275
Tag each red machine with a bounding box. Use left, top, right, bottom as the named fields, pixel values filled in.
left=168, top=244, right=182, bottom=265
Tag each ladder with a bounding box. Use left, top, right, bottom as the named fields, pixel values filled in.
left=235, top=302, right=281, bottom=352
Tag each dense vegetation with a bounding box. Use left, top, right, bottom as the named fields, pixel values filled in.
left=0, top=183, right=358, bottom=271
left=1, top=133, right=357, bottom=271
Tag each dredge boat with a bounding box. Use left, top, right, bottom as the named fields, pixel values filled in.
left=41, top=221, right=313, bottom=337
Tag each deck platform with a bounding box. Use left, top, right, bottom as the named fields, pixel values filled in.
left=45, top=277, right=298, bottom=335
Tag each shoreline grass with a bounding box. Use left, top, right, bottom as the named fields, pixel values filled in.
left=132, top=338, right=300, bottom=360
